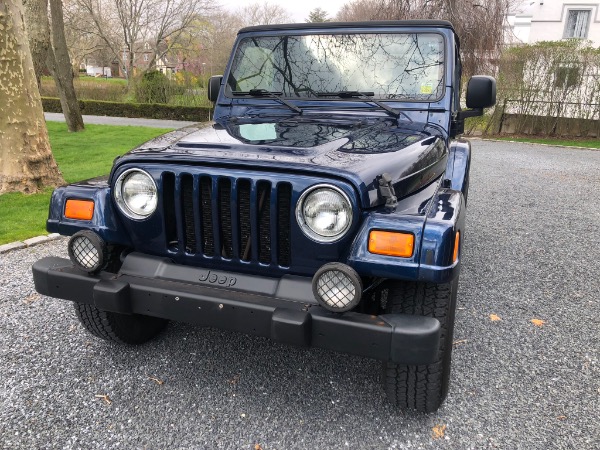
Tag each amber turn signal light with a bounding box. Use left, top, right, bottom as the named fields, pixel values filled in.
left=453, top=231, right=460, bottom=263
left=65, top=199, right=94, bottom=220
left=368, top=230, right=414, bottom=258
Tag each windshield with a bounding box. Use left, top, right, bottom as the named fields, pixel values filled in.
left=227, top=33, right=445, bottom=101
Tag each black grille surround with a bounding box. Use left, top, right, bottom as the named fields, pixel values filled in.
left=162, top=171, right=293, bottom=268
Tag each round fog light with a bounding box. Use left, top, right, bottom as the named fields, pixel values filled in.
left=68, top=231, right=106, bottom=273
left=312, top=263, right=363, bottom=312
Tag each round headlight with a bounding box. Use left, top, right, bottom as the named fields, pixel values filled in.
left=296, top=184, right=353, bottom=242
left=114, top=169, right=157, bottom=220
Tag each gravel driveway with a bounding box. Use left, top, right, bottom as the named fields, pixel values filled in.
left=1, top=141, right=599, bottom=449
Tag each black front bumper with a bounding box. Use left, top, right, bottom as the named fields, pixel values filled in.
left=32, top=253, right=441, bottom=365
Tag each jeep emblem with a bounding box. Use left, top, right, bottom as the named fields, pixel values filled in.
left=199, top=270, right=236, bottom=287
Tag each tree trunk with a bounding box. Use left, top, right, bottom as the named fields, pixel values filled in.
left=48, top=0, right=84, bottom=132
left=22, top=0, right=50, bottom=88
left=0, top=0, right=65, bottom=194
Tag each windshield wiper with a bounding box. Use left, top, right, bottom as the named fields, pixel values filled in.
left=316, top=91, right=402, bottom=119
left=231, top=89, right=302, bottom=114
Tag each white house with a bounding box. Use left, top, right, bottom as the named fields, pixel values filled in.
left=506, top=1, right=600, bottom=46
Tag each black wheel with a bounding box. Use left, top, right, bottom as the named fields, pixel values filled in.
left=74, top=303, right=168, bottom=345
left=381, top=278, right=458, bottom=413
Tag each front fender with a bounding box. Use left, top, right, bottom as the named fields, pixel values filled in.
left=446, top=139, right=471, bottom=197
left=417, top=188, right=465, bottom=283
left=46, top=177, right=132, bottom=246
left=347, top=187, right=465, bottom=284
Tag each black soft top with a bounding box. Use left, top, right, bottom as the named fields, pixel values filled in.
left=238, top=20, right=455, bottom=34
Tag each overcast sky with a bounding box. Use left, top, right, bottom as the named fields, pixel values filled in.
left=219, top=0, right=349, bottom=23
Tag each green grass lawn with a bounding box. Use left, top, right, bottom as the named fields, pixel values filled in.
left=492, top=136, right=600, bottom=149
left=0, top=122, right=170, bottom=245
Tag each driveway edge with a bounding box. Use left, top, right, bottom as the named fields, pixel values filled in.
left=471, top=137, right=600, bottom=151
left=0, top=234, right=64, bottom=254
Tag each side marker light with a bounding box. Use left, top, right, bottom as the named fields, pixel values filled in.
left=453, top=231, right=460, bottom=263
left=65, top=199, right=94, bottom=220
left=368, top=231, right=414, bottom=258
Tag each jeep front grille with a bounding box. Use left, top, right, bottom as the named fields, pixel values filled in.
left=162, top=173, right=292, bottom=267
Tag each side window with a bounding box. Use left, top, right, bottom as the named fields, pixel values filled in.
left=564, top=10, right=591, bottom=39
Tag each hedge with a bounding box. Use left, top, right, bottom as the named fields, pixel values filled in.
left=42, top=97, right=210, bottom=122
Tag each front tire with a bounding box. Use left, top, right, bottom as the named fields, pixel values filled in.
left=381, top=279, right=458, bottom=413
left=74, top=303, right=168, bottom=345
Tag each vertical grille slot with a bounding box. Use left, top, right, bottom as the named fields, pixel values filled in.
left=277, top=183, right=292, bottom=267
left=181, top=175, right=196, bottom=253
left=200, top=176, right=214, bottom=256
left=257, top=181, right=271, bottom=264
left=160, top=171, right=294, bottom=267
left=238, top=179, right=251, bottom=261
left=218, top=178, right=233, bottom=258
left=162, top=172, right=177, bottom=251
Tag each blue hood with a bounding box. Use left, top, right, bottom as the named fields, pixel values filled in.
left=119, top=114, right=448, bottom=208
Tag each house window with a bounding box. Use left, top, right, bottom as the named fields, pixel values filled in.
left=564, top=10, right=591, bottom=39
left=144, top=54, right=149, bottom=62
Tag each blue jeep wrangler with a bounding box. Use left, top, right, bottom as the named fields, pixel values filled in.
left=33, top=20, right=495, bottom=412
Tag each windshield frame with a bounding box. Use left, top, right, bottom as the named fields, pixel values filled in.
left=224, top=30, right=448, bottom=104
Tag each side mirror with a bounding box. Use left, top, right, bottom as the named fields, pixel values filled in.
left=466, top=75, right=496, bottom=109
left=207, top=75, right=223, bottom=103
left=451, top=75, right=497, bottom=137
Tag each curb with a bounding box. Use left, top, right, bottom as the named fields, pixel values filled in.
left=0, top=233, right=64, bottom=255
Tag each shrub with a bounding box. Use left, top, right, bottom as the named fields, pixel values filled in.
left=495, top=40, right=600, bottom=136
left=42, top=97, right=210, bottom=122
left=135, top=70, right=171, bottom=104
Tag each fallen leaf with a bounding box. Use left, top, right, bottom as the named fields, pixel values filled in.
left=530, top=319, right=545, bottom=327
left=254, top=445, right=263, bottom=450
left=23, top=294, right=41, bottom=304
left=453, top=339, right=468, bottom=347
left=148, top=376, right=164, bottom=385
left=95, top=394, right=112, bottom=405
left=489, top=314, right=502, bottom=322
left=557, top=415, right=567, bottom=421
left=228, top=374, right=241, bottom=385
left=432, top=424, right=446, bottom=440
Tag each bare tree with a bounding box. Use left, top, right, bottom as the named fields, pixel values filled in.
left=49, top=0, right=84, bottom=131
left=0, top=0, right=64, bottom=193
left=237, top=2, right=291, bottom=27
left=336, top=0, right=384, bottom=21
left=23, top=0, right=84, bottom=131
left=336, top=0, right=519, bottom=78
left=22, top=0, right=51, bottom=87
left=62, top=0, right=110, bottom=74
left=201, top=9, right=243, bottom=74
left=71, top=0, right=215, bottom=81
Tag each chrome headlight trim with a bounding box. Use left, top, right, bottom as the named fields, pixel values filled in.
left=113, top=168, right=158, bottom=220
left=295, top=183, right=353, bottom=243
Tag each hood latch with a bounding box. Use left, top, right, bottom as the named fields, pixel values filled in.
left=377, top=173, right=398, bottom=210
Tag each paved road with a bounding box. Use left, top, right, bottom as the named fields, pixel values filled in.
left=44, top=112, right=198, bottom=129
left=1, top=141, right=599, bottom=449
